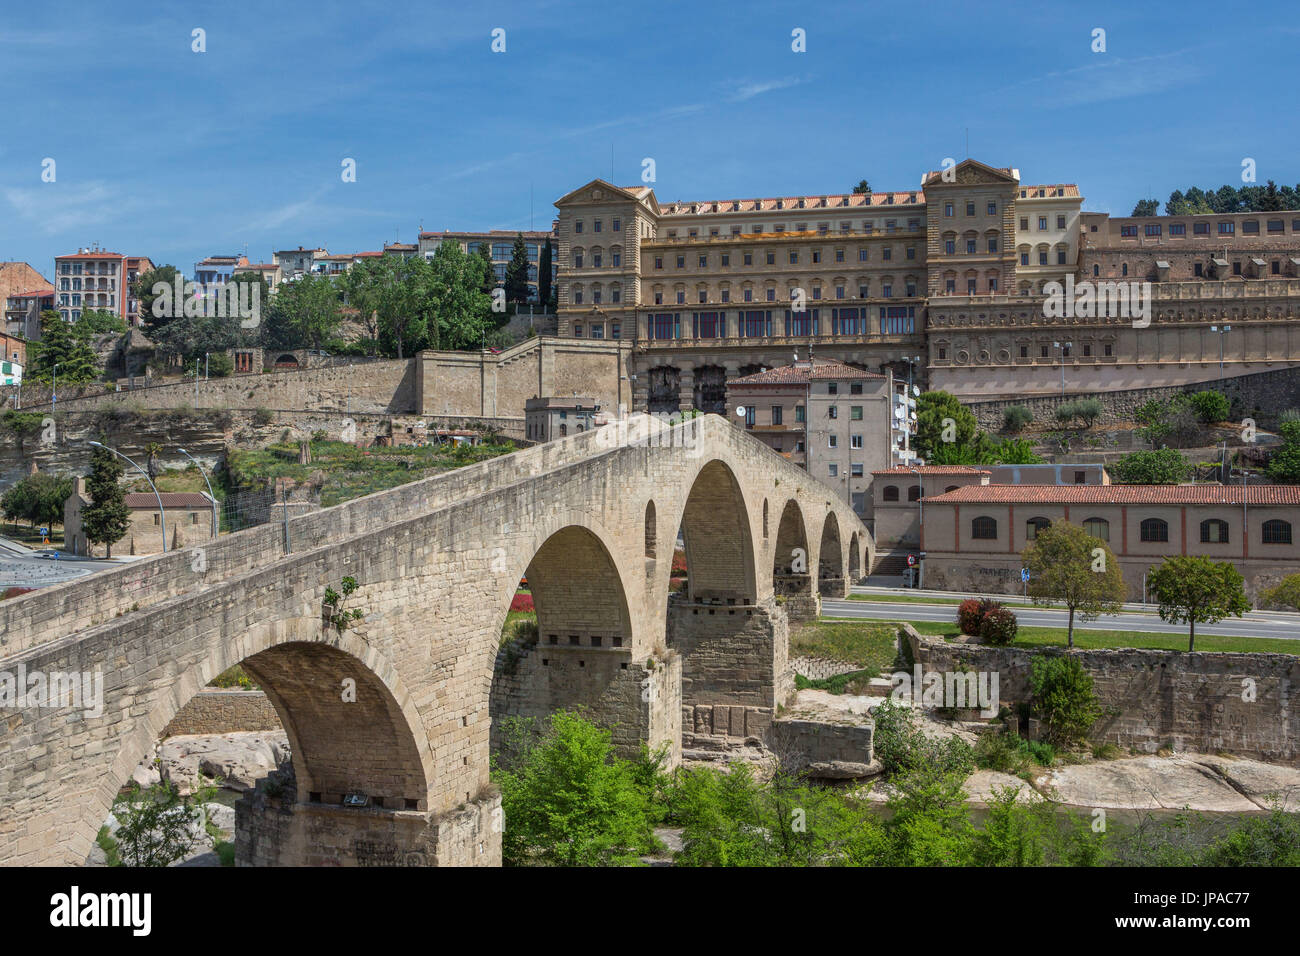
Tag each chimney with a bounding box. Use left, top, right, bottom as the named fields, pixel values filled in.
left=75, top=476, right=86, bottom=498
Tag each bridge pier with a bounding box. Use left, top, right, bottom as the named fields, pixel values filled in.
left=235, top=790, right=502, bottom=867
left=668, top=596, right=793, bottom=750
left=773, top=572, right=820, bottom=622
left=490, top=642, right=682, bottom=766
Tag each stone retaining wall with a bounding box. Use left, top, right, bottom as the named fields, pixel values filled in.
left=905, top=625, right=1300, bottom=763
left=162, top=689, right=282, bottom=737
left=791, top=656, right=861, bottom=681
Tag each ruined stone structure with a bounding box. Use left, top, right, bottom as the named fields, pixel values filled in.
left=0, top=414, right=868, bottom=866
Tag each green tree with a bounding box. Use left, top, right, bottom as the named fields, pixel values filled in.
left=914, top=390, right=978, bottom=461
left=1130, top=198, right=1160, bottom=217
left=1147, top=556, right=1249, bottom=652
left=262, top=274, right=342, bottom=353
left=1112, top=447, right=1193, bottom=484
left=134, top=264, right=186, bottom=339
left=852, top=179, right=871, bottom=194
left=1267, top=421, right=1300, bottom=483
left=537, top=237, right=554, bottom=309
left=1260, top=573, right=1300, bottom=610
left=74, top=309, right=127, bottom=336
left=504, top=233, right=532, bottom=305
left=81, top=444, right=132, bottom=557
left=0, top=473, right=74, bottom=530
left=494, top=710, right=657, bottom=866
left=473, top=242, right=497, bottom=296
left=425, top=240, right=494, bottom=352
left=1023, top=521, right=1126, bottom=648
left=1258, top=180, right=1284, bottom=212
left=1028, top=655, right=1103, bottom=746
left=0, top=410, right=48, bottom=460
left=29, top=311, right=100, bottom=384
left=108, top=777, right=219, bottom=867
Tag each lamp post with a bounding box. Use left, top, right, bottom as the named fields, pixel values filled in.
left=1209, top=324, right=1231, bottom=378
left=89, top=440, right=167, bottom=553
left=1053, top=341, right=1072, bottom=397
left=51, top=362, right=59, bottom=413
left=909, top=465, right=924, bottom=588
left=177, top=447, right=218, bottom=538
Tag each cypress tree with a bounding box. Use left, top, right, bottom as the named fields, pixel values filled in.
left=81, top=444, right=131, bottom=557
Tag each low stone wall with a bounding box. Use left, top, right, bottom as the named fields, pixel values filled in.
left=768, top=717, right=875, bottom=778
left=162, top=689, right=282, bottom=737
left=966, top=364, right=1300, bottom=432
left=791, top=656, right=860, bottom=680
left=906, top=626, right=1300, bottom=763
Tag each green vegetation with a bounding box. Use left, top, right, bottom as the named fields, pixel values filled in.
left=222, top=436, right=515, bottom=508
left=1161, top=181, right=1300, bottom=215
left=0, top=472, right=73, bottom=533
left=1028, top=656, right=1104, bottom=746
left=788, top=620, right=899, bottom=672
left=1023, top=521, right=1126, bottom=647
left=1131, top=391, right=1226, bottom=448
left=28, top=310, right=101, bottom=384
left=103, top=776, right=221, bottom=867
left=487, top=710, right=1300, bottom=867
left=1054, top=398, right=1103, bottom=428
left=1002, top=404, right=1033, bottom=432
left=793, top=668, right=878, bottom=695
left=914, top=390, right=1044, bottom=465
left=1266, top=420, right=1300, bottom=483
left=1112, top=447, right=1194, bottom=483
left=1260, top=573, right=1300, bottom=610
left=872, top=697, right=975, bottom=776
left=1147, top=556, right=1249, bottom=652
left=81, top=443, right=132, bottom=557
left=209, top=665, right=256, bottom=689
left=893, top=618, right=1298, bottom=654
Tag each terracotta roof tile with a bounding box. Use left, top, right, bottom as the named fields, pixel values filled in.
left=731, top=358, right=884, bottom=386
left=872, top=466, right=990, bottom=476
left=123, top=492, right=213, bottom=509
left=927, top=484, right=1300, bottom=505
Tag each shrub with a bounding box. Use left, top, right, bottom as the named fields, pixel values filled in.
left=872, top=698, right=975, bottom=777
left=1028, top=655, right=1103, bottom=746
left=206, top=351, right=234, bottom=378
left=956, top=598, right=984, bottom=635
left=509, top=592, right=535, bottom=613
left=1188, top=390, right=1230, bottom=423
left=979, top=607, right=1019, bottom=645
left=253, top=407, right=275, bottom=426
left=1002, top=405, right=1033, bottom=432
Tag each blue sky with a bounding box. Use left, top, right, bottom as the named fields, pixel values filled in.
left=2, top=0, right=1297, bottom=280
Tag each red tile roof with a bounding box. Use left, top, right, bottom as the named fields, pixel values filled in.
left=57, top=252, right=124, bottom=260
left=13, top=289, right=54, bottom=298
left=661, top=192, right=924, bottom=215
left=731, top=358, right=884, bottom=386
left=872, top=466, right=990, bottom=476
left=927, top=484, right=1300, bottom=505
left=123, top=492, right=213, bottom=509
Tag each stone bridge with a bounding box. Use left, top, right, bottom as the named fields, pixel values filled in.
left=0, top=414, right=871, bottom=866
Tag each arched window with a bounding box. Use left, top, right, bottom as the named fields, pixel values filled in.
left=971, top=516, right=998, bottom=540
left=883, top=485, right=899, bottom=502
left=1083, top=517, right=1109, bottom=541
left=1139, top=517, right=1168, bottom=543
left=1200, top=519, right=1229, bottom=544
left=1263, top=519, right=1293, bottom=545
left=644, top=501, right=657, bottom=557
left=907, top=485, right=922, bottom=502
left=1026, top=516, right=1051, bottom=540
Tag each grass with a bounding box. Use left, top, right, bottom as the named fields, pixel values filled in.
left=1, top=524, right=65, bottom=547
left=223, top=438, right=516, bottom=508
left=788, top=620, right=900, bottom=673
left=846, top=592, right=1160, bottom=616
left=794, top=668, right=879, bottom=695
left=208, top=665, right=257, bottom=690
left=502, top=610, right=537, bottom=648
left=881, top=619, right=1300, bottom=656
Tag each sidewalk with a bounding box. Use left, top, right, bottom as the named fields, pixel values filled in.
left=849, top=583, right=1300, bottom=623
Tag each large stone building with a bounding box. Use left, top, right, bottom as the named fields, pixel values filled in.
left=418, top=229, right=557, bottom=302
left=550, top=160, right=1300, bottom=410
left=0, top=262, right=52, bottom=337
left=53, top=249, right=154, bottom=326
left=64, top=482, right=216, bottom=556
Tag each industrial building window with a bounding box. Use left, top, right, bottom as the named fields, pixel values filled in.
left=971, top=516, right=997, bottom=539
left=883, top=485, right=899, bottom=502
left=1263, top=520, right=1292, bottom=545
left=1201, top=519, right=1229, bottom=544
left=1083, top=517, right=1109, bottom=541
left=908, top=485, right=922, bottom=502
left=1139, top=518, right=1168, bottom=543
left=1026, top=516, right=1051, bottom=540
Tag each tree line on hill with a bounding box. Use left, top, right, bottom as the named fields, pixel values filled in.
left=1130, top=180, right=1300, bottom=217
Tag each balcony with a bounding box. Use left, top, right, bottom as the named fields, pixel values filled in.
left=639, top=332, right=922, bottom=349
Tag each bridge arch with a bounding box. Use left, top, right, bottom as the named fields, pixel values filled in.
left=848, top=531, right=862, bottom=581
left=668, top=458, right=757, bottom=604
left=818, top=512, right=846, bottom=597
left=771, top=498, right=812, bottom=615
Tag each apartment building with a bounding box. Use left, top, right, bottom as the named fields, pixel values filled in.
left=272, top=246, right=327, bottom=279
left=4, top=288, right=54, bottom=339
left=54, top=249, right=154, bottom=326
left=418, top=230, right=557, bottom=301
left=525, top=396, right=603, bottom=441
left=726, top=357, right=893, bottom=515
left=0, top=262, right=52, bottom=332
left=0, top=331, right=25, bottom=384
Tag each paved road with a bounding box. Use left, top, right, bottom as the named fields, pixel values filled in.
left=0, top=536, right=120, bottom=589
left=822, top=598, right=1300, bottom=642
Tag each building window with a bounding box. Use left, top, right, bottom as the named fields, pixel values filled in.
left=795, top=405, right=805, bottom=423
left=850, top=406, right=863, bottom=420
left=828, top=406, right=838, bottom=419
left=676, top=255, right=685, bottom=268
left=1039, top=217, right=1048, bottom=231
left=1218, top=222, right=1235, bottom=235
left=851, top=434, right=862, bottom=448
left=1242, top=220, right=1259, bottom=235
left=1026, top=516, right=1051, bottom=540
left=883, top=485, right=899, bottom=502
left=944, top=203, right=954, bottom=217
left=966, top=202, right=975, bottom=216
left=612, top=218, right=621, bottom=231
left=828, top=434, right=837, bottom=448
left=1145, top=224, right=1162, bottom=237
left=1263, top=519, right=1293, bottom=545
left=1201, top=519, right=1230, bottom=544
left=907, top=485, right=922, bottom=502
left=1140, top=518, right=1169, bottom=543
left=1083, top=517, right=1109, bottom=541
left=988, top=202, right=997, bottom=216
left=772, top=405, right=782, bottom=425
left=828, top=463, right=838, bottom=477
left=971, top=516, right=997, bottom=539
left=574, top=221, right=583, bottom=233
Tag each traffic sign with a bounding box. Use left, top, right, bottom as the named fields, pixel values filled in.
left=906, top=554, right=917, bottom=567
left=1020, top=568, right=1030, bottom=582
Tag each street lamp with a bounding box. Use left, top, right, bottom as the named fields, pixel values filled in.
left=177, top=447, right=218, bottom=538
left=51, top=362, right=59, bottom=413
left=88, top=440, right=167, bottom=553
left=1053, top=341, right=1072, bottom=397
left=1209, top=324, right=1231, bottom=378
left=909, top=465, right=924, bottom=589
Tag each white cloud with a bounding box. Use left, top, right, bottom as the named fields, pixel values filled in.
left=4, top=181, right=139, bottom=235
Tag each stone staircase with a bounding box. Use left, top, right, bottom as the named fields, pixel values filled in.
left=871, top=550, right=912, bottom=575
